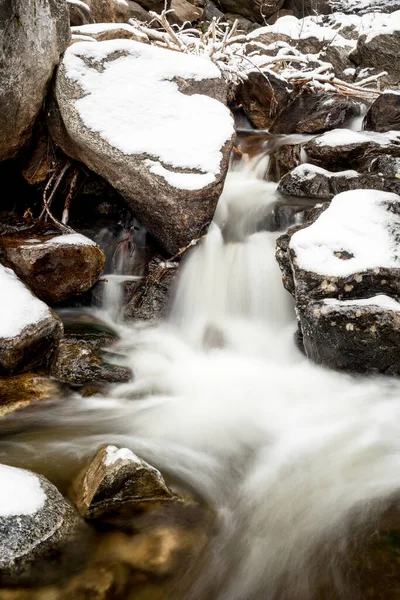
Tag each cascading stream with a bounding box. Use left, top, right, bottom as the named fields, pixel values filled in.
left=2, top=151, right=400, bottom=599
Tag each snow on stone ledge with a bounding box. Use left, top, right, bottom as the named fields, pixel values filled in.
left=323, top=294, right=400, bottom=311
left=104, top=445, right=142, bottom=466
left=0, top=265, right=52, bottom=339
left=290, top=189, right=400, bottom=277
left=44, top=233, right=98, bottom=247
left=289, top=164, right=359, bottom=181
left=312, top=128, right=400, bottom=148
left=0, top=464, right=46, bottom=517
left=62, top=39, right=234, bottom=191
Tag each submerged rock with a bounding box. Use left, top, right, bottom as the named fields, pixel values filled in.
left=0, top=232, right=105, bottom=305
left=0, top=265, right=63, bottom=374
left=0, top=0, right=70, bottom=161
left=0, top=465, right=81, bottom=584
left=49, top=39, right=234, bottom=255
left=71, top=445, right=174, bottom=520
left=0, top=374, right=63, bottom=417
left=276, top=189, right=400, bottom=373
left=50, top=341, right=132, bottom=386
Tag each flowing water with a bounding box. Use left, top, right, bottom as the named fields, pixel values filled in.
left=3, top=150, right=400, bottom=598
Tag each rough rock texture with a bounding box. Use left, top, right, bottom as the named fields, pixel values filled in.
left=364, top=93, right=400, bottom=133
left=350, top=29, right=400, bottom=84
left=125, top=257, right=178, bottom=322
left=216, top=0, right=285, bottom=22
left=270, top=92, right=360, bottom=134
left=235, top=70, right=294, bottom=129
left=49, top=40, right=234, bottom=255
left=71, top=445, right=174, bottom=520
left=0, top=233, right=105, bottom=305
left=268, top=143, right=302, bottom=182
left=276, top=189, right=400, bottom=373
left=0, top=0, right=70, bottom=161
left=0, top=266, right=63, bottom=374
left=299, top=296, right=400, bottom=374
left=304, top=129, right=400, bottom=172
left=71, top=22, right=149, bottom=42
left=0, top=467, right=81, bottom=583
left=50, top=341, right=132, bottom=386
left=81, top=0, right=131, bottom=22
left=68, top=0, right=94, bottom=25
left=278, top=163, right=400, bottom=199
left=0, top=374, right=64, bottom=417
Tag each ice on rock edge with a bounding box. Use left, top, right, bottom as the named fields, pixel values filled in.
left=63, top=40, right=234, bottom=191
left=0, top=464, right=46, bottom=518
left=0, top=265, right=52, bottom=339
left=323, top=295, right=400, bottom=311
left=290, top=189, right=400, bottom=277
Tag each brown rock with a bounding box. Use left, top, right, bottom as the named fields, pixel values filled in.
left=0, top=232, right=105, bottom=305
left=0, top=373, right=63, bottom=417
left=71, top=445, right=174, bottom=520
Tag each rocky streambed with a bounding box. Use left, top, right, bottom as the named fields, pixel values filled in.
left=4, top=0, right=400, bottom=598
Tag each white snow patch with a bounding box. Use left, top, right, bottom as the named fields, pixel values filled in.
left=291, top=164, right=359, bottom=180
left=0, top=265, right=51, bottom=339
left=62, top=40, right=234, bottom=190
left=313, top=128, right=400, bottom=147
left=145, top=159, right=216, bottom=190
left=290, top=189, right=400, bottom=277
left=104, top=445, right=142, bottom=466
left=0, top=464, right=46, bottom=517
left=323, top=295, right=400, bottom=311
left=72, top=34, right=96, bottom=42
left=71, top=23, right=147, bottom=41
left=45, top=233, right=98, bottom=247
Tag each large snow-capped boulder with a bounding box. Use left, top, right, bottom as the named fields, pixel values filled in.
left=0, top=233, right=105, bottom=305
left=276, top=189, right=400, bottom=373
left=49, top=40, right=234, bottom=255
left=0, top=265, right=63, bottom=374
left=0, top=0, right=70, bottom=161
left=0, top=464, right=80, bottom=582
left=350, top=11, right=400, bottom=83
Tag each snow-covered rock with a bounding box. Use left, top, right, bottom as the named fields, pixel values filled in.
left=71, top=22, right=148, bottom=42
left=0, top=265, right=63, bottom=374
left=276, top=189, right=400, bottom=372
left=278, top=163, right=400, bottom=198
left=0, top=232, right=105, bottom=305
left=0, top=464, right=80, bottom=581
left=0, top=0, right=70, bottom=161
left=71, top=444, right=174, bottom=520
left=49, top=39, right=234, bottom=254
left=304, top=129, right=400, bottom=171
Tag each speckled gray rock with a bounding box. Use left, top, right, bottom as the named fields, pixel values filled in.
left=364, top=93, right=400, bottom=133
left=0, top=0, right=70, bottom=161
left=351, top=28, right=400, bottom=84
left=48, top=40, right=234, bottom=255
left=0, top=465, right=81, bottom=584
left=67, top=0, right=94, bottom=25
left=278, top=164, right=400, bottom=199
left=71, top=445, right=174, bottom=520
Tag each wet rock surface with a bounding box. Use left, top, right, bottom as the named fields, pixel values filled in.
left=0, top=374, right=63, bottom=417
left=364, top=92, right=400, bottom=133
left=50, top=341, right=132, bottom=386
left=71, top=444, right=174, bottom=520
